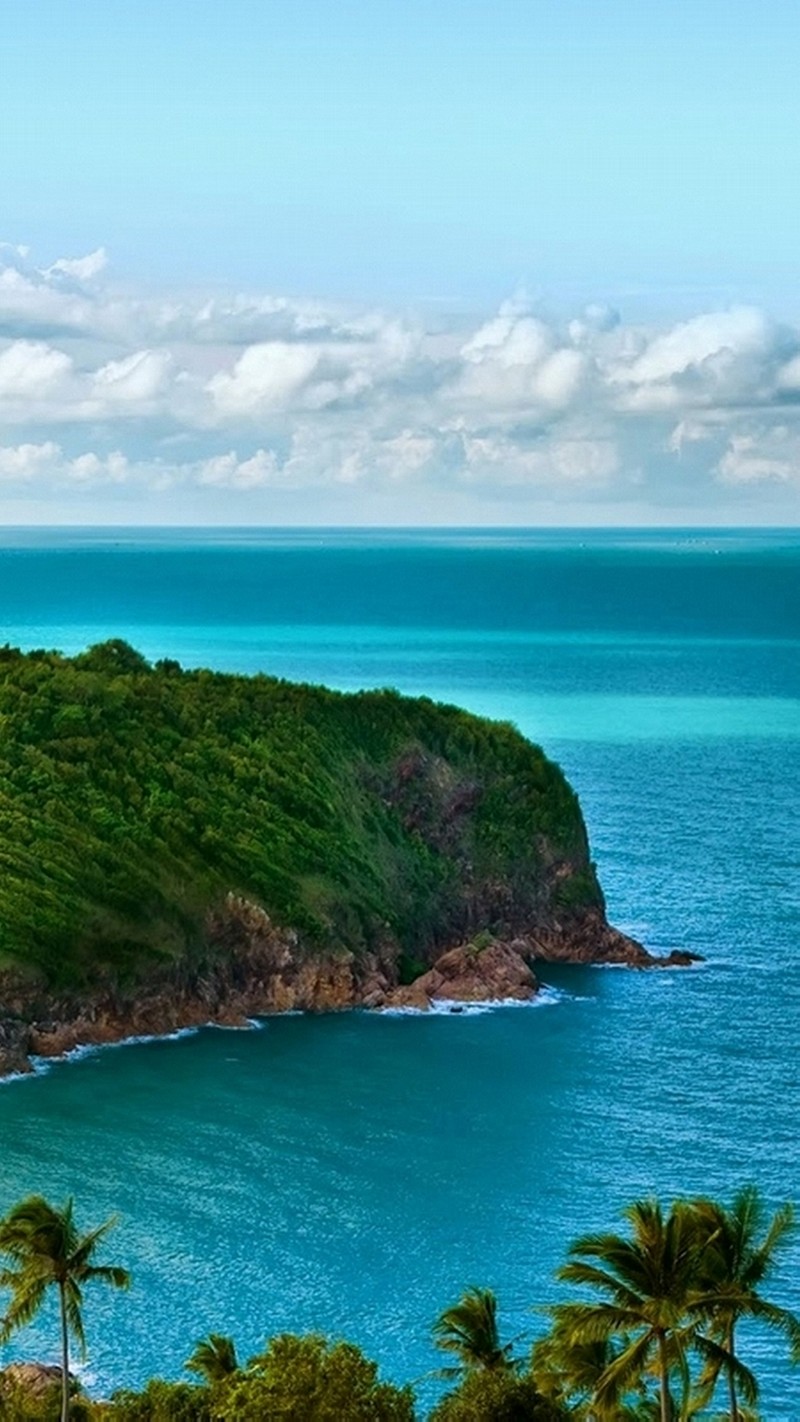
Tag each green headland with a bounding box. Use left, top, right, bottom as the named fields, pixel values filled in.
left=0, top=640, right=666, bottom=1073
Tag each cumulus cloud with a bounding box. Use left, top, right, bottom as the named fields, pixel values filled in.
left=91, top=349, right=174, bottom=410
left=195, top=449, right=281, bottom=489
left=0, top=340, right=72, bottom=400
left=0, top=441, right=128, bottom=485
left=208, top=342, right=322, bottom=416
left=1, top=241, right=800, bottom=514
left=458, top=430, right=619, bottom=488
left=717, top=427, right=800, bottom=485
left=0, top=440, right=61, bottom=480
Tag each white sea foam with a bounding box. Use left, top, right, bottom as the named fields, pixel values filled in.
left=14, top=1026, right=202, bottom=1083
left=206, top=1017, right=267, bottom=1031
left=0, top=1016, right=275, bottom=1086
left=381, top=985, right=565, bottom=1017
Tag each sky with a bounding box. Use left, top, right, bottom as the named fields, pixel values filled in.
left=2, top=0, right=800, bottom=525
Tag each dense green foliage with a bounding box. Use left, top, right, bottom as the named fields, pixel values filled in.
left=103, top=1380, right=210, bottom=1421
left=429, top=1371, right=565, bottom=1421
left=211, top=1334, right=415, bottom=1420
left=0, top=641, right=597, bottom=995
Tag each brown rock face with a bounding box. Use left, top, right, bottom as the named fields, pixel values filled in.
left=1, top=1363, right=71, bottom=1399
left=0, top=1018, right=34, bottom=1076
left=385, top=940, right=539, bottom=1010
left=0, top=895, right=395, bottom=1075
left=0, top=895, right=698, bottom=1076
left=520, top=910, right=701, bottom=968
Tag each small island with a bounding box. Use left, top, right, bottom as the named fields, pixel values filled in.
left=0, top=640, right=690, bottom=1075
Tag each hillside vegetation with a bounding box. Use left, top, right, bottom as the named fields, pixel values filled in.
left=0, top=640, right=600, bottom=997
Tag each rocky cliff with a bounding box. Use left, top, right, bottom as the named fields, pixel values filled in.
left=0, top=896, right=694, bottom=1076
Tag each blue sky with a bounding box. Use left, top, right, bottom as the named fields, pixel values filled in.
left=2, top=0, right=800, bottom=522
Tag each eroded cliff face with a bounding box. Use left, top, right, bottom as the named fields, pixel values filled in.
left=0, top=894, right=694, bottom=1076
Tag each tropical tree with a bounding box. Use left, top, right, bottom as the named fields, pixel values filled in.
left=432, top=1287, right=519, bottom=1379
left=108, top=1377, right=212, bottom=1420
left=429, top=1366, right=568, bottom=1420
left=0, top=1195, right=130, bottom=1422
left=215, top=1333, right=415, bottom=1420
left=686, top=1185, right=800, bottom=1421
left=551, top=1198, right=708, bottom=1422
left=532, top=1324, right=656, bottom=1419
left=184, top=1332, right=239, bottom=1383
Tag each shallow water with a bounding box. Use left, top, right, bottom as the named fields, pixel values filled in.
left=0, top=529, right=797, bottom=1416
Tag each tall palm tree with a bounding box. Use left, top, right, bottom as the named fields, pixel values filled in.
left=553, top=1198, right=708, bottom=1422
left=0, top=1195, right=129, bottom=1422
left=687, top=1186, right=800, bottom=1421
left=432, top=1286, right=519, bottom=1378
left=185, top=1331, right=239, bottom=1383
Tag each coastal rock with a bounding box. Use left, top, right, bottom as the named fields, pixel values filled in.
left=0, top=891, right=701, bottom=1075
left=516, top=910, right=698, bottom=967
left=0, top=1017, right=34, bottom=1077
left=0, top=895, right=700, bottom=1075
left=385, top=939, right=539, bottom=1010
left=0, top=1363, right=72, bottom=1399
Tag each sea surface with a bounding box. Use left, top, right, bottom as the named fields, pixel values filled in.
left=0, top=528, right=797, bottom=1416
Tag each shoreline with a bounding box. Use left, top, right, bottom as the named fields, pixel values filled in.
left=0, top=940, right=701, bottom=1086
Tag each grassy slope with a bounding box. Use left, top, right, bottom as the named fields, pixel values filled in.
left=0, top=641, right=601, bottom=993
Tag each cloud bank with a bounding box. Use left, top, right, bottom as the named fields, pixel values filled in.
left=0, top=243, right=799, bottom=521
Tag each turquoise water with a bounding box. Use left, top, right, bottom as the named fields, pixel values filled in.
left=0, top=530, right=797, bottom=1415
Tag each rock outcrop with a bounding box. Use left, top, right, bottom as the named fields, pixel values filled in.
left=385, top=940, right=539, bottom=1009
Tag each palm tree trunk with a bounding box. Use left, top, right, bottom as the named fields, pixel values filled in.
left=59, top=1280, right=69, bottom=1422
left=727, top=1323, right=739, bottom=1422
left=658, top=1331, right=671, bottom=1422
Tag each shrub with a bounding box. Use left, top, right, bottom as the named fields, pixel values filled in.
left=213, top=1333, right=415, bottom=1421
left=106, top=1379, right=211, bottom=1420
left=429, top=1369, right=567, bottom=1421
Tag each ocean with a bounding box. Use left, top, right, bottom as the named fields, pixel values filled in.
left=0, top=528, right=797, bottom=1416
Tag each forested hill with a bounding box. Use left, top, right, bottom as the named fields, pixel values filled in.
left=0, top=639, right=605, bottom=1000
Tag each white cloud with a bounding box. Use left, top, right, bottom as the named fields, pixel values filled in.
left=47, top=248, right=108, bottom=283
left=459, top=431, right=619, bottom=488
left=195, top=449, right=280, bottom=489
left=0, top=440, right=61, bottom=480
left=92, top=350, right=173, bottom=408
left=0, top=441, right=128, bottom=485
left=607, top=307, right=778, bottom=414
left=207, top=342, right=322, bottom=416
left=617, top=308, right=769, bottom=385
left=0, top=340, right=72, bottom=399
left=533, top=348, right=587, bottom=406
left=1, top=241, right=800, bottom=516
left=717, top=427, right=800, bottom=485
left=462, top=313, right=552, bottom=368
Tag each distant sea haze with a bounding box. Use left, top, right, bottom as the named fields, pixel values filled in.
left=0, top=528, right=797, bottom=1416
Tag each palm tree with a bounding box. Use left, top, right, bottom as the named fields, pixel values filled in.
left=432, top=1286, right=519, bottom=1378
left=185, top=1331, right=239, bottom=1383
left=0, top=1195, right=130, bottom=1422
left=553, top=1198, right=708, bottom=1422
left=687, top=1186, right=800, bottom=1421
left=532, top=1324, right=655, bottom=1420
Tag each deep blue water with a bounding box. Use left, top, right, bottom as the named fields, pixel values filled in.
left=0, top=529, right=797, bottom=1416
